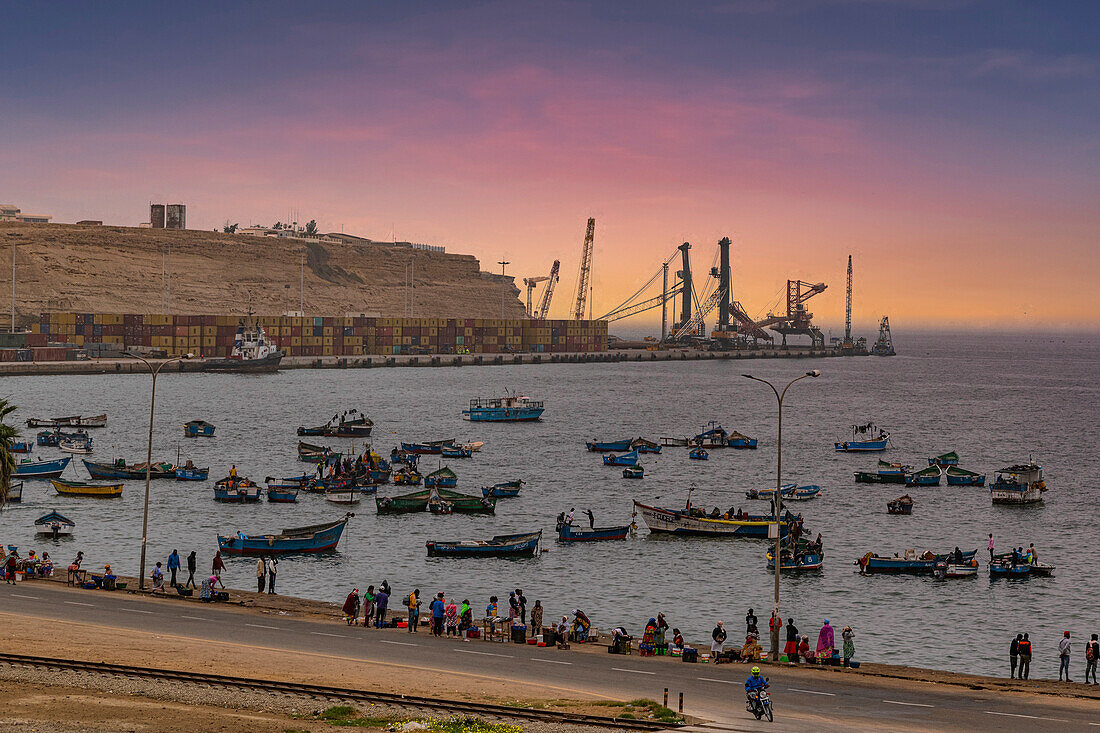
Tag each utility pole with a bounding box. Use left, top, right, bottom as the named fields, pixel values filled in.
left=498, top=260, right=510, bottom=319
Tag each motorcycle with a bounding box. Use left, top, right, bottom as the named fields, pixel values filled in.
left=746, top=681, right=773, bottom=722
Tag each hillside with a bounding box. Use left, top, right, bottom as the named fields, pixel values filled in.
left=1, top=222, right=525, bottom=321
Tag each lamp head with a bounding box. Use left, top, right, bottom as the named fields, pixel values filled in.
left=806, top=370, right=821, bottom=378
left=184, top=353, right=195, bottom=359
left=741, top=374, right=753, bottom=379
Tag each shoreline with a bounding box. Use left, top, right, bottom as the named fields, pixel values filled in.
left=0, top=347, right=856, bottom=377
left=24, top=572, right=1098, bottom=704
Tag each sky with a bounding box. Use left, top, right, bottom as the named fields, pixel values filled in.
left=3, top=0, right=1098, bottom=332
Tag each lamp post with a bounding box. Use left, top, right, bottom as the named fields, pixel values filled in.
left=125, top=351, right=193, bottom=589
left=498, top=260, right=510, bottom=318
left=741, top=369, right=820, bottom=661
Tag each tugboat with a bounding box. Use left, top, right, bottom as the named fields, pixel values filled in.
left=462, top=392, right=544, bottom=422
left=202, top=315, right=283, bottom=373
left=871, top=316, right=896, bottom=356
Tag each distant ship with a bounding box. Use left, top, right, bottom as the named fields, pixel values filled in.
left=871, top=316, right=896, bottom=356
left=202, top=316, right=283, bottom=373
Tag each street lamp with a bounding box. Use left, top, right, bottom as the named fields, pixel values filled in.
left=498, top=260, right=510, bottom=319
left=124, top=351, right=193, bottom=589
left=741, top=369, right=820, bottom=662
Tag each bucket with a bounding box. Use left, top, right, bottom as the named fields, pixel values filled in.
left=850, top=661, right=861, bottom=669
left=13, top=571, right=24, bottom=581
left=779, top=654, right=788, bottom=663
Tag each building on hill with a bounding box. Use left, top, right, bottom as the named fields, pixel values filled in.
left=0, top=204, right=52, bottom=224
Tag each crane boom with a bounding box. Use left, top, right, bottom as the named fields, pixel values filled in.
left=535, top=260, right=560, bottom=319
left=844, top=255, right=852, bottom=344
left=672, top=286, right=724, bottom=339
left=571, top=218, right=595, bottom=320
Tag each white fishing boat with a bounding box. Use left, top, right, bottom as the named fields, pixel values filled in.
left=58, top=437, right=94, bottom=454
left=324, top=488, right=362, bottom=505
left=35, top=510, right=75, bottom=538
left=990, top=463, right=1046, bottom=505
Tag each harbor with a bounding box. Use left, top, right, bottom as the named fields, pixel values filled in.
left=0, top=332, right=1090, bottom=680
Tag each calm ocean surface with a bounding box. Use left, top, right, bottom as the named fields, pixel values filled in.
left=2, top=332, right=1097, bottom=677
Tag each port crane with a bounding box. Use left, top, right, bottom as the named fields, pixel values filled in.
left=571, top=218, right=596, bottom=321
left=753, top=279, right=828, bottom=347
left=524, top=260, right=560, bottom=319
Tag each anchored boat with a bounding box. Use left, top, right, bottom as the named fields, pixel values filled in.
left=766, top=548, right=823, bottom=572
left=424, top=466, right=458, bottom=488
left=16, top=457, right=72, bottom=479
left=603, top=450, right=639, bottom=467
left=905, top=466, right=941, bottom=487
left=202, top=316, right=283, bottom=373
left=184, top=420, right=216, bottom=438
left=213, top=476, right=262, bottom=503
left=26, top=414, right=107, bottom=429
left=11, top=441, right=33, bottom=454
left=887, top=495, right=913, bottom=515
left=217, top=514, right=354, bottom=555
left=633, top=496, right=790, bottom=538
left=857, top=549, right=977, bottom=575
left=557, top=519, right=631, bottom=542
left=945, top=466, right=985, bottom=486
left=51, top=479, right=123, bottom=497
left=481, top=480, right=525, bottom=498
left=630, top=438, right=662, bottom=454
left=834, top=423, right=890, bottom=452
left=688, top=447, right=709, bottom=460
left=175, top=463, right=210, bottom=481
left=928, top=451, right=959, bottom=467
left=426, top=531, right=542, bottom=558
left=297, top=409, right=373, bottom=438
left=854, top=460, right=912, bottom=484
left=727, top=431, right=758, bottom=449
left=58, top=435, right=94, bottom=454
left=34, top=510, right=75, bottom=538
left=84, top=459, right=175, bottom=480
left=6, top=481, right=23, bottom=503
left=622, top=465, right=644, bottom=479
left=462, top=394, right=544, bottom=422
left=586, top=438, right=633, bottom=453
left=990, top=463, right=1046, bottom=505
left=400, top=440, right=456, bottom=455
left=264, top=478, right=300, bottom=503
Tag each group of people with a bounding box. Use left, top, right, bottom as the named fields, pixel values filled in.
left=1011, top=631, right=1099, bottom=684
left=1, top=547, right=53, bottom=582
left=781, top=616, right=855, bottom=665
left=558, top=508, right=596, bottom=529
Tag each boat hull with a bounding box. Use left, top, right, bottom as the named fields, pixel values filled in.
left=201, top=352, right=283, bottom=373
left=860, top=550, right=977, bottom=575
left=266, top=488, right=299, bottom=503
left=587, top=440, right=633, bottom=452
left=990, top=487, right=1043, bottom=504
left=462, top=407, right=543, bottom=422
left=835, top=439, right=888, bottom=452
left=52, top=479, right=123, bottom=497
left=854, top=472, right=907, bottom=484
left=603, top=451, right=639, bottom=466
left=426, top=531, right=542, bottom=558
left=16, top=457, right=72, bottom=479
left=6, top=481, right=23, bottom=503
left=557, top=524, right=630, bottom=542
left=217, top=518, right=350, bottom=555
left=633, top=501, right=785, bottom=538
left=175, top=468, right=210, bottom=481
left=84, top=459, right=174, bottom=480
left=766, top=552, right=823, bottom=572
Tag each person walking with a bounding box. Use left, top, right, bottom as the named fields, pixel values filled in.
left=406, top=588, right=420, bottom=632
left=1059, top=631, right=1073, bottom=682
left=530, top=600, right=543, bottom=638
left=185, top=551, right=197, bottom=589
left=784, top=618, right=799, bottom=664
left=1018, top=633, right=1032, bottom=679
left=167, top=550, right=181, bottom=587
left=1085, top=634, right=1099, bottom=684
left=212, top=550, right=226, bottom=588
left=988, top=533, right=995, bottom=562
left=1010, top=634, right=1022, bottom=678
left=265, top=555, right=278, bottom=594
left=711, top=621, right=727, bottom=659
left=343, top=588, right=361, bottom=625
left=375, top=585, right=389, bottom=627
left=255, top=556, right=266, bottom=593
left=842, top=626, right=855, bottom=666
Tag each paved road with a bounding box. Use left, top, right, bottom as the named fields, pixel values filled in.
left=2, top=584, right=1097, bottom=732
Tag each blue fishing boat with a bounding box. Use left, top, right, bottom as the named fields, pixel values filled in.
left=945, top=466, right=985, bottom=486
left=630, top=439, right=662, bottom=454
left=174, top=464, right=210, bottom=481
left=217, top=514, right=353, bottom=555
left=857, top=549, right=977, bottom=575
left=745, top=483, right=797, bottom=500
left=728, top=431, right=758, bottom=449
left=15, top=456, right=71, bottom=479
left=424, top=466, right=458, bottom=488
left=766, top=549, right=823, bottom=572
left=84, top=459, right=175, bottom=480
left=426, top=530, right=542, bottom=558
left=783, top=485, right=823, bottom=501
left=36, top=430, right=60, bottom=446
left=213, top=476, right=262, bottom=503
left=264, top=478, right=300, bottom=503
left=389, top=449, right=418, bottom=465
left=556, top=520, right=630, bottom=542
left=462, top=394, right=544, bottom=422
left=586, top=439, right=633, bottom=453
left=688, top=447, right=709, bottom=460
left=905, top=466, right=941, bottom=487
left=989, top=559, right=1031, bottom=579
left=481, top=480, right=524, bottom=498
left=928, top=451, right=959, bottom=467
left=280, top=473, right=315, bottom=486
left=440, top=445, right=472, bottom=458
left=184, top=420, right=216, bottom=438
left=603, top=450, right=639, bottom=467
left=400, top=440, right=455, bottom=455
left=11, top=441, right=33, bottom=454
left=834, top=423, right=890, bottom=452
left=854, top=460, right=912, bottom=484
left=622, top=465, right=644, bottom=479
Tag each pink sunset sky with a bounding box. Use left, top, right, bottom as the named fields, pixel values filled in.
left=4, top=1, right=1098, bottom=332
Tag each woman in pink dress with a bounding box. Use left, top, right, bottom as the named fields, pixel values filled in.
left=816, top=619, right=835, bottom=661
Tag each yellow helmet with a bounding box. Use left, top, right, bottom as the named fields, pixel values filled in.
left=751, top=666, right=761, bottom=675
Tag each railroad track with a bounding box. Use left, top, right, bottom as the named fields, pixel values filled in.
left=0, top=652, right=679, bottom=731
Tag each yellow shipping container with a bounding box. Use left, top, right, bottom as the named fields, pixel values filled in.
left=291, top=336, right=302, bottom=346
left=392, top=327, right=402, bottom=337
left=323, top=346, right=334, bottom=356
left=203, top=336, right=216, bottom=347
left=323, top=336, right=333, bottom=346
left=323, top=326, right=333, bottom=336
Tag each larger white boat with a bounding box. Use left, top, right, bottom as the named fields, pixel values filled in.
left=990, top=463, right=1046, bottom=505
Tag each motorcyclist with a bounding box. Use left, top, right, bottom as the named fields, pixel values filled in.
left=745, top=665, right=769, bottom=708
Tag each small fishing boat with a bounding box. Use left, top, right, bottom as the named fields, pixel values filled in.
left=36, top=430, right=61, bottom=446
left=630, top=438, right=662, bottom=454
left=834, top=423, right=890, bottom=452
left=84, top=458, right=175, bottom=480
left=424, top=466, right=458, bottom=488
left=688, top=447, right=708, bottom=460
left=16, top=457, right=72, bottom=479
left=660, top=436, right=692, bottom=448
left=622, top=465, right=644, bottom=479
left=279, top=474, right=315, bottom=486
left=556, top=519, right=630, bottom=542
left=586, top=438, right=633, bottom=453
left=393, top=466, right=423, bottom=486
left=26, top=414, right=107, bottom=429
left=462, top=393, right=544, bottom=422
left=428, top=498, right=453, bottom=515
left=945, top=466, right=986, bottom=486
left=633, top=495, right=790, bottom=538
left=34, top=510, right=75, bottom=538
left=174, top=464, right=210, bottom=481
left=264, top=478, right=300, bottom=503
left=766, top=549, right=823, bottom=572
left=440, top=445, right=472, bottom=458
left=460, top=441, right=484, bottom=453
left=990, top=463, right=1046, bottom=505
left=989, top=558, right=1032, bottom=579
left=603, top=450, right=640, bottom=467
left=1030, top=562, right=1056, bottom=577
left=856, top=549, right=977, bottom=575
left=298, top=441, right=341, bottom=464
left=783, top=485, right=822, bottom=501
left=184, top=420, right=216, bottom=438
left=324, top=488, right=361, bottom=505
left=426, top=530, right=542, bottom=558
left=213, top=476, right=262, bottom=503
left=400, top=439, right=456, bottom=455
left=376, top=489, right=431, bottom=514
left=887, top=495, right=914, bottom=515
left=297, top=409, right=373, bottom=438
left=58, top=436, right=94, bottom=454
left=691, top=423, right=729, bottom=448
left=745, top=483, right=798, bottom=500
left=928, top=451, right=960, bottom=467
left=6, top=481, right=23, bottom=503
left=727, top=431, right=758, bottom=449
left=217, top=514, right=353, bottom=555
left=11, top=441, right=33, bottom=454
left=905, top=466, right=941, bottom=487
left=433, top=488, right=496, bottom=514
left=933, top=557, right=979, bottom=579
left=481, top=480, right=524, bottom=498
left=34, top=508, right=74, bottom=537
left=389, top=449, right=418, bottom=465
left=51, top=479, right=123, bottom=497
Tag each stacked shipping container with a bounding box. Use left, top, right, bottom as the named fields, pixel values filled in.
left=28, top=314, right=609, bottom=357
